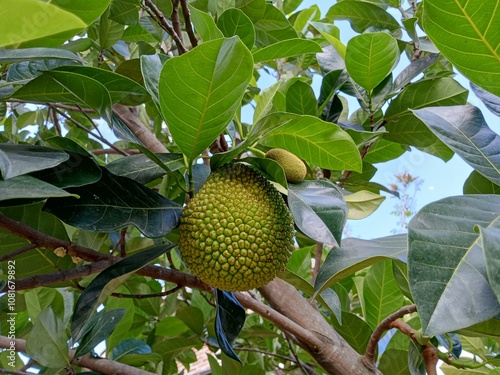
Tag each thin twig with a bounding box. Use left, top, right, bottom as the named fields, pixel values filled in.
left=77, top=104, right=105, bottom=139
left=0, top=244, right=38, bottom=262
left=363, top=304, right=417, bottom=365
left=143, top=0, right=187, bottom=54
left=52, top=107, right=129, bottom=156
left=180, top=0, right=198, bottom=47
left=282, top=333, right=318, bottom=375
left=171, top=0, right=183, bottom=42
left=339, top=143, right=372, bottom=186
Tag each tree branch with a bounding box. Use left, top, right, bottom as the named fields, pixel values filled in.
left=363, top=304, right=417, bottom=365
left=179, top=0, right=198, bottom=47
left=0, top=336, right=154, bottom=375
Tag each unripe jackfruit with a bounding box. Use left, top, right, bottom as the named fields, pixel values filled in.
left=265, top=148, right=306, bottom=183
left=178, top=163, right=295, bottom=291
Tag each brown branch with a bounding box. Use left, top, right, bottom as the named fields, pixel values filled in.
left=0, top=244, right=38, bottom=262
left=0, top=336, right=154, bottom=375
left=340, top=143, right=372, bottom=183
left=0, top=213, right=210, bottom=293
left=113, top=104, right=168, bottom=153
left=143, top=0, right=187, bottom=54
left=423, top=347, right=439, bottom=375
left=0, top=369, right=33, bottom=375
left=171, top=0, right=183, bottom=43
left=180, top=0, right=198, bottom=47
left=363, top=304, right=417, bottom=365
left=310, top=242, right=323, bottom=285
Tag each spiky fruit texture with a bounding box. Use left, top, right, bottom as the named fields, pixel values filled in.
left=178, top=163, right=294, bottom=291
left=265, top=148, right=306, bottom=183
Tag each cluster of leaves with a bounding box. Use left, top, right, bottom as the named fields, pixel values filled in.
left=0, top=0, right=499, bottom=374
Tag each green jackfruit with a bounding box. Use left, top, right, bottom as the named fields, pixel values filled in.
left=265, top=148, right=306, bottom=183
left=178, top=163, right=295, bottom=291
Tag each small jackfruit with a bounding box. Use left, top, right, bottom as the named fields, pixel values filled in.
left=265, top=148, right=306, bottom=183
left=178, top=163, right=295, bottom=291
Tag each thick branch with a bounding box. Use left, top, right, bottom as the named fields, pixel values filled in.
left=180, top=0, right=198, bottom=47
left=113, top=104, right=168, bottom=153
left=0, top=336, right=154, bottom=375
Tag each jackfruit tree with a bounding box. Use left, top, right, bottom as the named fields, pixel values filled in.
left=0, top=1, right=499, bottom=374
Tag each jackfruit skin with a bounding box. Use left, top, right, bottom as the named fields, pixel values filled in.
left=178, top=163, right=295, bottom=291
left=265, top=148, right=307, bottom=183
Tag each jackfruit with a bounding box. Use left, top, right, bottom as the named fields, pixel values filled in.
left=178, top=163, right=295, bottom=291
left=265, top=148, right=306, bottom=183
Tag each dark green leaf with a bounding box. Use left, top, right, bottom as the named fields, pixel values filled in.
left=140, top=54, right=168, bottom=109
left=71, top=244, right=175, bottom=341
left=285, top=80, right=318, bottom=116
left=422, top=0, right=500, bottom=96
left=0, top=144, right=69, bottom=179
left=479, top=226, right=500, bottom=304
left=412, top=105, right=500, bottom=185
left=44, top=168, right=182, bottom=237
left=345, top=32, right=399, bottom=92
left=218, top=8, right=255, bottom=50
left=254, top=4, right=297, bottom=47
left=159, top=37, right=253, bottom=162
left=288, top=180, right=348, bottom=247
left=470, top=83, right=500, bottom=117
left=378, top=349, right=410, bottom=375
left=314, top=234, right=407, bottom=295
left=463, top=170, right=500, bottom=194
left=7, top=59, right=78, bottom=84
left=106, top=153, right=184, bottom=184
left=241, top=158, right=288, bottom=188
left=0, top=48, right=81, bottom=63
left=393, top=53, right=440, bottom=92
left=326, top=1, right=400, bottom=33
left=109, top=0, right=140, bottom=25
left=0, top=175, right=76, bottom=201
left=408, top=195, right=500, bottom=336
left=330, top=311, right=372, bottom=354
left=75, top=309, right=126, bottom=358
left=252, top=39, right=322, bottom=63
left=112, top=338, right=152, bottom=360
left=215, top=289, right=246, bottom=363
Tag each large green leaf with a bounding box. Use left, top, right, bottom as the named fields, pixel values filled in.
left=253, top=4, right=297, bottom=47
left=252, top=39, right=322, bottom=63
left=12, top=70, right=113, bottom=124
left=385, top=78, right=468, bottom=147
left=326, top=1, right=400, bottom=33
left=345, top=32, right=399, bottom=92
left=408, top=195, right=500, bottom=336
left=0, top=175, right=76, bottom=201
left=288, top=180, right=348, bottom=247
left=330, top=312, right=372, bottom=354
left=51, top=0, right=111, bottom=25
left=0, top=144, right=69, bottom=179
left=285, top=81, right=318, bottom=116
left=422, top=0, right=500, bottom=96
left=314, top=234, right=407, bottom=295
left=25, top=308, right=69, bottom=368
left=363, top=260, right=405, bottom=330
left=378, top=349, right=410, bottom=375
left=140, top=54, right=168, bottom=109
left=0, top=0, right=86, bottom=47
left=480, top=226, right=500, bottom=304
left=44, top=168, right=182, bottom=237
left=259, top=115, right=362, bottom=172
left=463, top=170, right=500, bottom=194
left=0, top=48, right=81, bottom=64
left=71, top=244, right=174, bottom=341
left=412, top=105, right=500, bottom=186
left=0, top=203, right=73, bottom=278
left=344, top=190, right=386, bottom=220
left=217, top=8, right=255, bottom=50
left=159, top=37, right=253, bottom=162
left=189, top=5, right=224, bottom=42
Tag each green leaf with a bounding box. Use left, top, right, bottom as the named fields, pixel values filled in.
left=109, top=0, right=139, bottom=25
left=254, top=4, right=297, bottom=47
left=344, top=190, right=386, bottom=220
left=0, top=144, right=69, bottom=179
left=285, top=80, right=318, bottom=116
left=412, top=105, right=500, bottom=186
left=252, top=38, right=322, bottom=63
left=25, top=288, right=57, bottom=321
left=25, top=308, right=69, bottom=368
left=189, top=5, right=224, bottom=42
left=215, top=289, right=246, bottom=363
left=236, top=0, right=266, bottom=21
left=0, top=48, right=81, bottom=63
left=55, top=66, right=148, bottom=103
left=393, top=53, right=440, bottom=92
left=422, top=0, right=500, bottom=96
left=0, top=175, right=76, bottom=201
left=12, top=70, right=113, bottom=124
left=0, top=0, right=86, bottom=47
left=260, top=115, right=362, bottom=172
left=140, top=54, right=168, bottom=109
left=98, top=9, right=124, bottom=50
left=326, top=1, right=401, bottom=33
left=378, top=349, right=410, bottom=375
left=408, top=195, right=500, bottom=336
left=75, top=309, right=126, bottom=358
left=112, top=338, right=152, bottom=360
left=479, top=226, right=500, bottom=304
left=51, top=0, right=111, bottom=25
left=44, top=168, right=182, bottom=237
left=159, top=37, right=253, bottom=162
left=288, top=180, right=348, bottom=247
left=464, top=170, right=500, bottom=194
left=363, top=260, right=405, bottom=330
left=345, top=32, right=399, bottom=92
left=71, top=244, right=174, bottom=341
left=241, top=158, right=288, bottom=188
left=385, top=78, right=468, bottom=147
left=330, top=311, right=372, bottom=354
left=314, top=234, right=407, bottom=295
left=106, top=153, right=184, bottom=184
left=470, top=82, right=500, bottom=117
left=218, top=8, right=255, bottom=50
